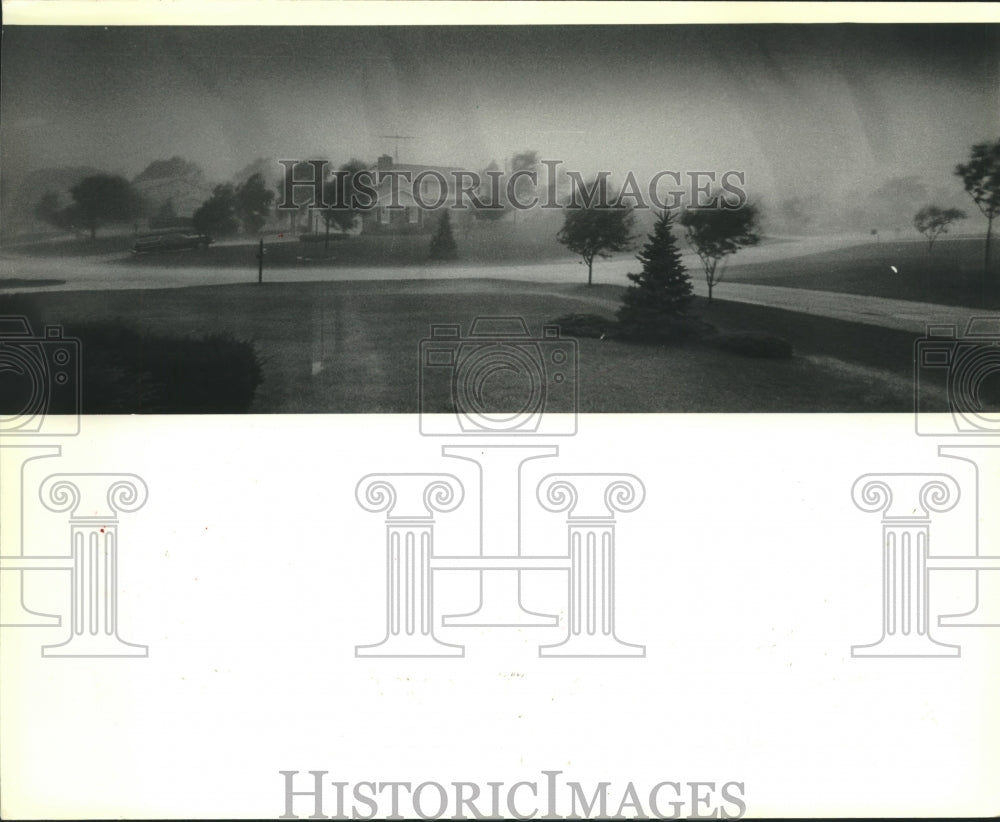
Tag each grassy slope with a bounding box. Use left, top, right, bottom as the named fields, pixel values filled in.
left=725, top=237, right=999, bottom=308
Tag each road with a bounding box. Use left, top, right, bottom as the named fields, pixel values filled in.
left=0, top=232, right=876, bottom=291
left=0, top=232, right=988, bottom=335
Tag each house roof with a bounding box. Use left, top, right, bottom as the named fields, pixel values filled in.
left=367, top=162, right=468, bottom=204
left=369, top=162, right=464, bottom=176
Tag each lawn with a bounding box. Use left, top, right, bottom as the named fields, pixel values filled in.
left=726, top=236, right=1000, bottom=308
left=0, top=279, right=935, bottom=414
left=5, top=219, right=571, bottom=269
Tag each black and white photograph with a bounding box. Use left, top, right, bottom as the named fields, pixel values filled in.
left=2, top=20, right=998, bottom=417
left=1, top=3, right=998, bottom=820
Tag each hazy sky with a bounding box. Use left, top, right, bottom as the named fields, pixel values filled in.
left=2, top=25, right=998, bottom=204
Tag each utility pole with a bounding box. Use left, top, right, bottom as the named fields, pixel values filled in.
left=257, top=237, right=264, bottom=284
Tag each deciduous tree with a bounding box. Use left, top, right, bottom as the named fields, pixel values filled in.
left=235, top=173, right=274, bottom=235
left=955, top=139, right=1000, bottom=283
left=679, top=203, right=761, bottom=302
left=913, top=205, right=966, bottom=252
left=193, top=184, right=239, bottom=237
left=69, top=174, right=144, bottom=239
left=556, top=188, right=636, bottom=286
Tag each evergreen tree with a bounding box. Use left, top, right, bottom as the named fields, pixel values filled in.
left=429, top=210, right=458, bottom=260
left=617, top=209, right=693, bottom=339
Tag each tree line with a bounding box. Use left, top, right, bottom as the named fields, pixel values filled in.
left=32, top=170, right=277, bottom=240
left=30, top=138, right=1000, bottom=294
left=557, top=137, right=1000, bottom=298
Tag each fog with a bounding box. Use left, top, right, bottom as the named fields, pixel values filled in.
left=2, top=24, right=998, bottom=228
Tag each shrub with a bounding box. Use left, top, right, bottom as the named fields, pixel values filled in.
left=552, top=312, right=716, bottom=344
left=617, top=313, right=715, bottom=343
left=550, top=313, right=619, bottom=339
left=65, top=321, right=264, bottom=412
left=708, top=331, right=794, bottom=359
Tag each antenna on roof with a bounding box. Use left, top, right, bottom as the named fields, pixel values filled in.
left=377, top=135, right=414, bottom=164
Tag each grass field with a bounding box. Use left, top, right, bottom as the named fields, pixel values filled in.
left=0, top=279, right=936, bottom=414
left=3, top=228, right=995, bottom=415
left=5, top=219, right=572, bottom=268
left=727, top=236, right=1000, bottom=308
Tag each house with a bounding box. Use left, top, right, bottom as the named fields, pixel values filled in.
left=361, top=154, right=465, bottom=235
left=131, top=158, right=214, bottom=229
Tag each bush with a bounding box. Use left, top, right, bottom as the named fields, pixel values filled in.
left=65, top=321, right=264, bottom=412
left=551, top=312, right=717, bottom=344
left=708, top=331, right=794, bottom=359
left=550, top=313, right=619, bottom=339
left=616, top=314, right=715, bottom=343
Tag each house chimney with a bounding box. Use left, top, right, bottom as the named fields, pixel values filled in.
left=377, top=154, right=393, bottom=171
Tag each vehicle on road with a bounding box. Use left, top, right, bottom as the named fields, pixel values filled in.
left=132, top=232, right=213, bottom=254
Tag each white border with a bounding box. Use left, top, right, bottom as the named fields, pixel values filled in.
left=3, top=1, right=1000, bottom=27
